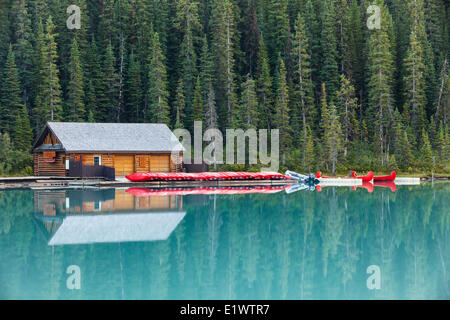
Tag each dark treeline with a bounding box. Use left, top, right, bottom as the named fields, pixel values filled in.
left=0, top=0, right=449, bottom=175
left=1, top=184, right=449, bottom=299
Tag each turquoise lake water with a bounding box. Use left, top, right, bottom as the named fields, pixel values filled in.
left=0, top=182, right=449, bottom=300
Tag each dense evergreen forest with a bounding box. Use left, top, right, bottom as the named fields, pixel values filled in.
left=0, top=0, right=448, bottom=175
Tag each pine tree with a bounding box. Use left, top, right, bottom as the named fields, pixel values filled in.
left=420, top=128, right=434, bottom=170
left=404, top=0, right=428, bottom=143
left=11, top=0, right=33, bottom=109
left=337, top=74, right=358, bottom=158
left=255, top=34, right=273, bottom=129
left=13, top=104, right=33, bottom=151
left=291, top=11, right=316, bottom=138
left=265, top=0, right=289, bottom=67
left=324, top=104, right=344, bottom=175
left=147, top=32, right=170, bottom=125
left=320, top=0, right=340, bottom=104
left=125, top=51, right=143, bottom=122
left=274, top=56, right=291, bottom=165
left=84, top=35, right=105, bottom=121
left=174, top=78, right=186, bottom=129
left=303, top=0, right=321, bottom=90
left=0, top=45, right=23, bottom=134
left=211, top=0, right=238, bottom=128
left=300, top=122, right=315, bottom=172
left=34, top=16, right=63, bottom=131
left=199, top=36, right=214, bottom=102
left=366, top=0, right=395, bottom=166
left=204, top=82, right=218, bottom=129
left=100, top=41, right=119, bottom=122
left=66, top=38, right=85, bottom=122
left=175, top=0, right=201, bottom=115
left=238, top=74, right=258, bottom=129
left=192, top=76, right=204, bottom=125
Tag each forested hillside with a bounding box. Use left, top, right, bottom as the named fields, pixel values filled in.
left=0, top=0, right=449, bottom=175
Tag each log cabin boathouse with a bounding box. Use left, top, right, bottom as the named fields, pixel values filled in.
left=32, top=122, right=185, bottom=177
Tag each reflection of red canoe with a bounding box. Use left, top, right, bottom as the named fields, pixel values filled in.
left=126, top=186, right=288, bottom=196
left=316, top=171, right=373, bottom=181
left=373, top=171, right=396, bottom=182
left=126, top=172, right=290, bottom=182
left=353, top=181, right=374, bottom=193
left=351, top=171, right=374, bottom=182
left=374, top=181, right=396, bottom=192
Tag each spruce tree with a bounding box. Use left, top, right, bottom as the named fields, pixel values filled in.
left=100, top=41, right=119, bottom=122
left=125, top=52, right=143, bottom=122
left=147, top=32, right=170, bottom=125
left=175, top=0, right=201, bottom=115
left=34, top=16, right=63, bottom=131
left=291, top=11, right=316, bottom=137
left=265, top=0, right=289, bottom=67
left=255, top=34, right=273, bottom=129
left=404, top=0, right=428, bottom=143
left=174, top=78, right=186, bottom=129
left=420, top=128, right=434, bottom=171
left=66, top=38, right=85, bottom=122
left=204, top=82, right=218, bottom=129
left=366, top=0, right=395, bottom=166
left=13, top=104, right=33, bottom=151
left=211, top=0, right=238, bottom=128
left=11, top=0, right=33, bottom=109
left=274, top=56, right=291, bottom=165
left=192, top=76, right=204, bottom=126
left=320, top=0, right=340, bottom=104
left=324, top=104, right=343, bottom=176
left=337, top=74, right=358, bottom=158
left=0, top=45, right=23, bottom=134
left=238, top=74, right=258, bottom=129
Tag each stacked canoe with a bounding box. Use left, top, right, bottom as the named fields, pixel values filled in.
left=125, top=171, right=290, bottom=182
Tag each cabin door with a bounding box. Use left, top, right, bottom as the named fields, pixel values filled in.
left=150, top=154, right=170, bottom=172
left=114, top=155, right=134, bottom=176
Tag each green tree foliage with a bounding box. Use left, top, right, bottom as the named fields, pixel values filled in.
left=1, top=45, right=23, bottom=133
left=323, top=104, right=344, bottom=175
left=291, top=11, right=316, bottom=138
left=147, top=32, right=170, bottom=125
left=66, top=39, right=85, bottom=121
left=238, top=74, right=258, bottom=129
left=274, top=56, right=292, bottom=165
left=366, top=0, right=396, bottom=167
left=125, top=51, right=143, bottom=123
left=337, top=74, right=359, bottom=158
left=255, top=35, right=273, bottom=129
left=0, top=0, right=448, bottom=174
left=174, top=78, right=186, bottom=129
left=34, top=16, right=63, bottom=131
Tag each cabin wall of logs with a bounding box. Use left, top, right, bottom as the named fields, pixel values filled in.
left=34, top=151, right=183, bottom=176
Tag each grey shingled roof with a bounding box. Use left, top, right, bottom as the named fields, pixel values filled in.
left=46, top=122, right=184, bottom=152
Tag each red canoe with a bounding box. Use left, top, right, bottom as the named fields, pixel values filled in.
left=125, top=171, right=290, bottom=182
left=316, top=171, right=373, bottom=181
left=351, top=171, right=374, bottom=182
left=373, top=171, right=396, bottom=182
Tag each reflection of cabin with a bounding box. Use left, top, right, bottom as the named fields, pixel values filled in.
left=33, top=189, right=185, bottom=245
left=32, top=122, right=184, bottom=176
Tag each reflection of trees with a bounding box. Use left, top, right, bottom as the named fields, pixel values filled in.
left=1, top=184, right=450, bottom=299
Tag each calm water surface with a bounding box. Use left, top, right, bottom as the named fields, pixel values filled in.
left=0, top=182, right=449, bottom=300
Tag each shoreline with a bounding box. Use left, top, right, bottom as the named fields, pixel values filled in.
left=1, top=175, right=448, bottom=190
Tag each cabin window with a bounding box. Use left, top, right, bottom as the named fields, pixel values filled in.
left=94, top=200, right=102, bottom=211
left=42, top=152, right=56, bottom=163
left=94, top=156, right=101, bottom=166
